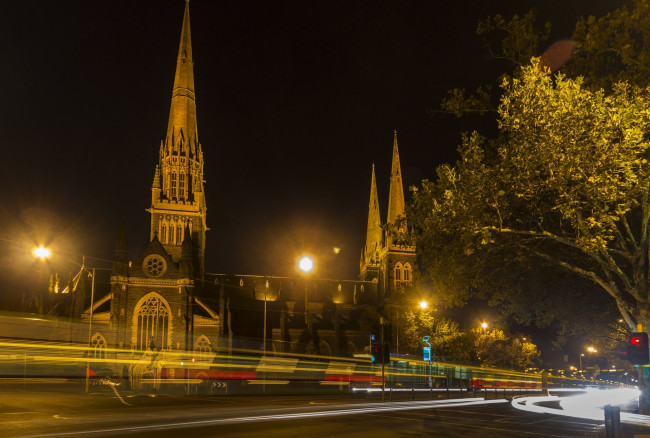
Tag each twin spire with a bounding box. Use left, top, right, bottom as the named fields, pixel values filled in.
left=363, top=131, right=408, bottom=261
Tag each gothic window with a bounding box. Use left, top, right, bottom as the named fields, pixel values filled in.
left=394, top=262, right=403, bottom=289
left=194, top=335, right=212, bottom=360
left=171, top=172, right=177, bottom=198
left=177, top=224, right=183, bottom=243
left=179, top=173, right=185, bottom=198
left=135, top=294, right=170, bottom=351
left=170, top=224, right=176, bottom=244
left=161, top=223, right=168, bottom=243
left=90, top=333, right=106, bottom=359
left=404, top=263, right=412, bottom=284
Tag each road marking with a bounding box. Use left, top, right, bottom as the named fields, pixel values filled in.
left=10, top=399, right=508, bottom=438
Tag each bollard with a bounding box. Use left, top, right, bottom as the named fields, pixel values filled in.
left=604, top=404, right=621, bottom=438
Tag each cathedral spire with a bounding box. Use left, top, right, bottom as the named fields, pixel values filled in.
left=386, top=130, right=406, bottom=225
left=364, top=163, right=383, bottom=260
left=149, top=1, right=207, bottom=279
left=166, top=0, right=197, bottom=151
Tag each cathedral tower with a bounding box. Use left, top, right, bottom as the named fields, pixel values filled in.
left=360, top=132, right=416, bottom=297
left=360, top=163, right=383, bottom=280
left=148, top=1, right=207, bottom=278
left=387, top=130, right=405, bottom=229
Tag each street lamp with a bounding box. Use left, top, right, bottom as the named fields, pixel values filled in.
left=33, top=246, right=51, bottom=260
left=580, top=353, right=585, bottom=374
left=419, top=300, right=428, bottom=310
left=298, top=256, right=314, bottom=326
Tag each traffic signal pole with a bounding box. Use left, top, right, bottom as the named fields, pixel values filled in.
left=637, top=324, right=647, bottom=415
left=381, top=321, right=385, bottom=403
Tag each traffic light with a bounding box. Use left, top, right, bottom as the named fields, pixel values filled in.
left=370, top=341, right=382, bottom=363
left=628, top=332, right=649, bottom=365
left=370, top=342, right=390, bottom=364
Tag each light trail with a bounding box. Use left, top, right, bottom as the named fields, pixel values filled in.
left=512, top=387, right=647, bottom=424
left=13, top=398, right=508, bottom=438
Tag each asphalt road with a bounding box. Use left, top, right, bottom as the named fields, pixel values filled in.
left=2, top=385, right=650, bottom=437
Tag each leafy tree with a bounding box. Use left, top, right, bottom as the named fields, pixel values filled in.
left=441, top=1, right=650, bottom=116
left=472, top=327, right=540, bottom=370
left=414, top=60, right=650, bottom=334
left=567, top=0, right=650, bottom=91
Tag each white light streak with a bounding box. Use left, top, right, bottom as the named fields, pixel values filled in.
left=512, top=388, right=642, bottom=423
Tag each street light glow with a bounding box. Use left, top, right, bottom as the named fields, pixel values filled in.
left=298, top=256, right=314, bottom=274
left=481, top=322, right=488, bottom=330
left=419, top=300, right=428, bottom=310
left=33, top=246, right=51, bottom=260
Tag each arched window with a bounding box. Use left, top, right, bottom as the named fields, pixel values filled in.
left=194, top=335, right=212, bottom=360
left=394, top=262, right=403, bottom=289
left=171, top=172, right=177, bottom=198
left=177, top=224, right=183, bottom=243
left=403, top=263, right=412, bottom=284
left=134, top=293, right=170, bottom=351
left=170, top=223, right=176, bottom=244
left=90, top=333, right=106, bottom=359
left=179, top=173, right=185, bottom=198
left=161, top=223, right=168, bottom=243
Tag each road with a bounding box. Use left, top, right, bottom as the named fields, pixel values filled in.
left=2, top=385, right=650, bottom=437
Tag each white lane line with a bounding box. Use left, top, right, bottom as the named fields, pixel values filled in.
left=11, top=399, right=508, bottom=438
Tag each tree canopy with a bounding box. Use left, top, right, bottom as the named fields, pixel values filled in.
left=414, top=60, right=650, bottom=331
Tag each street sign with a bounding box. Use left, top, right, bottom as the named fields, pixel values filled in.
left=423, top=346, right=431, bottom=362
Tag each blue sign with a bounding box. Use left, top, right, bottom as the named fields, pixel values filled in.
left=423, top=346, right=431, bottom=362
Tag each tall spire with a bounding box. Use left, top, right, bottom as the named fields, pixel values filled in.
left=149, top=1, right=207, bottom=279
left=386, top=130, right=406, bottom=225
left=166, top=1, right=197, bottom=150
left=364, top=163, right=383, bottom=260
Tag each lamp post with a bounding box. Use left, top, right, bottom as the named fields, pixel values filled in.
left=580, top=353, right=585, bottom=374
left=298, top=256, right=314, bottom=328
left=84, top=257, right=96, bottom=393
left=263, top=280, right=269, bottom=356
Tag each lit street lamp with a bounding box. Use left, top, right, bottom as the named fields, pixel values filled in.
left=419, top=300, right=428, bottom=310
left=33, top=246, right=51, bottom=260
left=298, top=256, right=314, bottom=326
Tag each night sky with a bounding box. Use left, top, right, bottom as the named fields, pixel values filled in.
left=0, top=0, right=621, bottom=289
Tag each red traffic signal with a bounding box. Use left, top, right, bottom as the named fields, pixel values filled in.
left=628, top=332, right=649, bottom=365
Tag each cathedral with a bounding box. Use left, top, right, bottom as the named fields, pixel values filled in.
left=27, top=2, right=417, bottom=373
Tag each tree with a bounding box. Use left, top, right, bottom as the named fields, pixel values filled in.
left=413, top=60, right=650, bottom=332
left=441, top=1, right=650, bottom=116
left=472, top=327, right=540, bottom=370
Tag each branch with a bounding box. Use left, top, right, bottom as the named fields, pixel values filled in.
left=525, top=246, right=640, bottom=304
left=489, top=226, right=643, bottom=302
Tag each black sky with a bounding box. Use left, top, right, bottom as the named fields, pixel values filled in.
left=0, top=0, right=622, bottom=286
